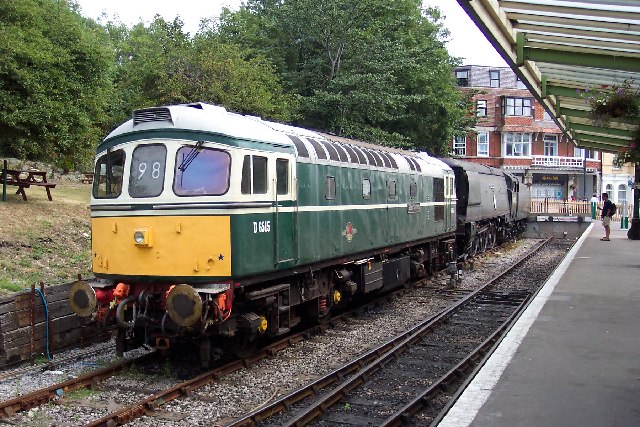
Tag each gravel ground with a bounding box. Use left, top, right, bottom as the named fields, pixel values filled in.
left=0, top=238, right=551, bottom=426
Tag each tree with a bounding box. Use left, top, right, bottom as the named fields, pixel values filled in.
left=219, top=0, right=474, bottom=154
left=107, top=16, right=296, bottom=123
left=0, top=0, right=115, bottom=169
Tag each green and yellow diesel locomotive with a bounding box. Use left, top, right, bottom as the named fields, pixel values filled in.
left=69, top=103, right=459, bottom=364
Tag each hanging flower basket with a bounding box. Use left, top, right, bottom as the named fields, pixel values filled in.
left=579, top=80, right=640, bottom=126
left=613, top=133, right=640, bottom=167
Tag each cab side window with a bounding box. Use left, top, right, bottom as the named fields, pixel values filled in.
left=276, top=159, right=289, bottom=195
left=241, top=155, right=268, bottom=194
left=93, top=149, right=125, bottom=199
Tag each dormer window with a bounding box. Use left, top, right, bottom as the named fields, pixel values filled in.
left=456, top=70, right=469, bottom=87
left=490, top=70, right=500, bottom=87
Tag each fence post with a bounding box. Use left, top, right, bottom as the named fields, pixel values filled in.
left=621, top=200, right=629, bottom=230
left=2, top=159, right=6, bottom=202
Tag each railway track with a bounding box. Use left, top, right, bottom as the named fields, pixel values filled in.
left=0, top=350, right=158, bottom=418
left=0, top=238, right=558, bottom=426
left=226, top=237, right=561, bottom=426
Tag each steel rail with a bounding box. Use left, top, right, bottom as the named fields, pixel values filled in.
left=0, top=351, right=158, bottom=418
left=380, top=293, right=531, bottom=426
left=226, top=237, right=552, bottom=427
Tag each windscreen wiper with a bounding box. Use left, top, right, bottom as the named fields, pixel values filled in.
left=178, top=140, right=205, bottom=172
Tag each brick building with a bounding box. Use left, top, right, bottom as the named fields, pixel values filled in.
left=453, top=65, right=601, bottom=201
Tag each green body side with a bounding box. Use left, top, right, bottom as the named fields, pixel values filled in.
left=230, top=161, right=455, bottom=278
left=96, top=130, right=455, bottom=282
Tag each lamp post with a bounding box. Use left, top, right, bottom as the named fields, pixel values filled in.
left=523, top=168, right=533, bottom=189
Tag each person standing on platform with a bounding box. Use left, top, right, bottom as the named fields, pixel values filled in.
left=601, top=192, right=613, bottom=241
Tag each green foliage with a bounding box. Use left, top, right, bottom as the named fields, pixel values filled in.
left=579, top=80, right=640, bottom=166
left=0, top=278, right=22, bottom=293
left=107, top=16, right=296, bottom=122
left=1, top=0, right=474, bottom=167
left=219, top=0, right=472, bottom=154
left=0, top=0, right=115, bottom=170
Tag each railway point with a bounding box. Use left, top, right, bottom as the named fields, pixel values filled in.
left=440, top=221, right=640, bottom=427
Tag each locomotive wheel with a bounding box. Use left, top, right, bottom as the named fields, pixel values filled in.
left=489, top=226, right=497, bottom=248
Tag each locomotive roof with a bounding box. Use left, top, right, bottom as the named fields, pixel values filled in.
left=101, top=102, right=451, bottom=174
left=438, top=157, right=504, bottom=177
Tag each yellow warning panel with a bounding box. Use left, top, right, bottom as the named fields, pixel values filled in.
left=92, top=215, right=231, bottom=277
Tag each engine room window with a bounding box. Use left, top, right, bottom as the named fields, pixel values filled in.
left=434, top=177, right=445, bottom=221
left=93, top=149, right=125, bottom=199
left=325, top=176, right=336, bottom=200
left=241, top=155, right=268, bottom=195
left=387, top=180, right=397, bottom=199
left=362, top=178, right=371, bottom=199
left=410, top=181, right=418, bottom=198
left=129, top=144, right=167, bottom=198
left=174, top=146, right=230, bottom=196
left=276, top=158, right=289, bottom=195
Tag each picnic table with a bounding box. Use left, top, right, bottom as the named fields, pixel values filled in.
left=1, top=169, right=56, bottom=201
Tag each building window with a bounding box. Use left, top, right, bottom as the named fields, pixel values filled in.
left=503, top=97, right=532, bottom=116
left=476, top=100, right=487, bottom=117
left=618, top=184, right=627, bottom=202
left=543, top=110, right=552, bottom=121
left=490, top=70, right=500, bottom=88
left=477, top=132, right=489, bottom=157
left=574, top=148, right=599, bottom=160
left=503, top=132, right=531, bottom=157
left=453, top=135, right=466, bottom=156
left=456, top=70, right=469, bottom=87
left=606, top=184, right=613, bottom=200
left=516, top=78, right=527, bottom=89
left=543, top=134, right=558, bottom=156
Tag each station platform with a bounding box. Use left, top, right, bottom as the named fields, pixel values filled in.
left=439, top=222, right=640, bottom=427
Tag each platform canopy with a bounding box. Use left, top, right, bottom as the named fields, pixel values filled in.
left=456, top=0, right=640, bottom=153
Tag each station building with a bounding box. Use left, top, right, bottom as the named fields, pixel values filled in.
left=451, top=65, right=615, bottom=202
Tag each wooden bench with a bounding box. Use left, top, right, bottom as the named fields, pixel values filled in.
left=80, top=172, right=94, bottom=184
left=1, top=169, right=56, bottom=201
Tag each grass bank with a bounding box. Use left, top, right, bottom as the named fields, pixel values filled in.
left=0, top=182, right=91, bottom=295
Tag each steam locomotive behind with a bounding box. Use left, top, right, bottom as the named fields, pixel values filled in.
left=440, top=158, right=529, bottom=257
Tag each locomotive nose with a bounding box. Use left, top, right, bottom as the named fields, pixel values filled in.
left=69, top=280, right=97, bottom=317
left=165, top=284, right=203, bottom=326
